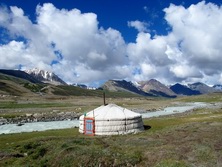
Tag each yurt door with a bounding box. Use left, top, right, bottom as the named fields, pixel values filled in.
left=84, top=118, right=95, bottom=136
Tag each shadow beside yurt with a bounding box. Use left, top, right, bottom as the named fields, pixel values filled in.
left=79, top=103, right=144, bottom=135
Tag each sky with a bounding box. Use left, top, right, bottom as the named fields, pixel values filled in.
left=0, top=0, right=222, bottom=87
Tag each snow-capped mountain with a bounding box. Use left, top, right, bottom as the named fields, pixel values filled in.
left=25, top=68, right=67, bottom=85
left=131, top=81, right=141, bottom=87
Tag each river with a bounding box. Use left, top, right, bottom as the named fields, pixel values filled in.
left=0, top=102, right=208, bottom=134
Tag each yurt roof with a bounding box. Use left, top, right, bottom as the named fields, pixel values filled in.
left=80, top=103, right=141, bottom=121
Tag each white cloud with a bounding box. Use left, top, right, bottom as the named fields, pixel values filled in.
left=169, top=64, right=203, bottom=79
left=36, top=3, right=128, bottom=83
left=127, top=32, right=172, bottom=66
left=0, top=3, right=127, bottom=84
left=0, top=41, right=26, bottom=69
left=127, top=1, right=222, bottom=85
left=164, top=1, right=222, bottom=79
left=1, top=2, right=222, bottom=86
left=127, top=20, right=149, bottom=32
left=126, top=32, right=173, bottom=82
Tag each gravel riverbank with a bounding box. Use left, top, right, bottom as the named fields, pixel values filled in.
left=0, top=111, right=81, bottom=125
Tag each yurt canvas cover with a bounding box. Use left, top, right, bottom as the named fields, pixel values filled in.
left=79, top=103, right=144, bottom=135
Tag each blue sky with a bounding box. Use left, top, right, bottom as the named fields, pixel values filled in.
left=2, top=0, right=218, bottom=42
left=0, top=0, right=222, bottom=86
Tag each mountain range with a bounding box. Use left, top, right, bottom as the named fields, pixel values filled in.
left=100, top=79, right=221, bottom=98
left=0, top=68, right=221, bottom=97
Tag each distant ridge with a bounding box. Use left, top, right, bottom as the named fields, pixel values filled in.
left=100, top=80, right=154, bottom=97
left=0, top=68, right=221, bottom=97
left=101, top=79, right=221, bottom=97
left=0, top=69, right=42, bottom=83
left=213, top=84, right=222, bottom=91
left=188, top=82, right=216, bottom=94
left=170, top=83, right=201, bottom=96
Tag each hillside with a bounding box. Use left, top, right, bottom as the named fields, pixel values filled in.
left=0, top=72, right=43, bottom=96
left=170, top=83, right=201, bottom=96
left=0, top=80, right=32, bottom=96
left=0, top=69, right=41, bottom=84
left=0, top=71, right=141, bottom=98
left=188, top=82, right=216, bottom=94
left=100, top=80, right=154, bottom=97
left=138, top=79, right=177, bottom=98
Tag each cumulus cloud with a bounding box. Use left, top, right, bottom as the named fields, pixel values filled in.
left=164, top=1, right=222, bottom=83
left=0, top=3, right=127, bottom=84
left=169, top=65, right=203, bottom=79
left=127, top=1, right=222, bottom=85
left=1, top=2, right=222, bottom=86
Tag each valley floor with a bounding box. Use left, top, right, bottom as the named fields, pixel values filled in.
left=0, top=93, right=222, bottom=166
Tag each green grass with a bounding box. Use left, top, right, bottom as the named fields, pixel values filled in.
left=0, top=128, right=79, bottom=149
left=23, top=83, right=45, bottom=93
left=0, top=71, right=139, bottom=97
left=0, top=73, right=43, bottom=95
left=0, top=107, right=222, bottom=167
left=0, top=101, right=76, bottom=118
left=0, top=101, right=73, bottom=109
left=0, top=81, right=24, bottom=96
left=177, top=92, right=222, bottom=103
left=53, top=85, right=142, bottom=97
left=0, top=73, right=29, bottom=84
left=0, top=94, right=222, bottom=166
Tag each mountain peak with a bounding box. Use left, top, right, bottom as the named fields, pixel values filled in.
left=25, top=68, right=67, bottom=85
left=170, top=83, right=201, bottom=96
left=138, top=79, right=177, bottom=98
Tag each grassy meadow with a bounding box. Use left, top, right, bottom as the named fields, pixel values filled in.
left=0, top=93, right=222, bottom=166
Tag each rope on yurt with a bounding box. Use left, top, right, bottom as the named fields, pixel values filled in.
left=123, top=108, right=127, bottom=132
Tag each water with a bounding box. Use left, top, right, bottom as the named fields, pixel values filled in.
left=0, top=102, right=207, bottom=134
left=0, top=120, right=79, bottom=134
left=142, top=102, right=207, bottom=118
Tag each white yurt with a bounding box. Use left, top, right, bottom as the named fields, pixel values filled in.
left=79, top=103, right=144, bottom=135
